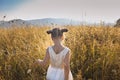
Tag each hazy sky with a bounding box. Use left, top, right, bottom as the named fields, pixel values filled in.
left=0, top=0, right=120, bottom=23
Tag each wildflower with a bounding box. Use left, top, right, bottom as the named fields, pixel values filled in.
left=27, top=69, right=32, bottom=74
left=112, top=69, right=116, bottom=73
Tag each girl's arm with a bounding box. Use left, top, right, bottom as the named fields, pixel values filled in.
left=64, top=51, right=71, bottom=80
left=36, top=48, right=50, bottom=67
left=27, top=48, right=50, bottom=74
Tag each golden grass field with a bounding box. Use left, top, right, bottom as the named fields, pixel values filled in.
left=0, top=26, right=120, bottom=80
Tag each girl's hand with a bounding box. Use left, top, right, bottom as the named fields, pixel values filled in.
left=31, top=59, right=43, bottom=67
left=33, top=59, right=42, bottom=66
left=34, top=59, right=43, bottom=65
left=37, top=59, right=43, bottom=63
left=27, top=59, right=43, bottom=74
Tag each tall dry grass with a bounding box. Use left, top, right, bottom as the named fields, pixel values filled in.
left=0, top=26, right=120, bottom=80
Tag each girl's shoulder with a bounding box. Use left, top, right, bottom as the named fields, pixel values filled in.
left=47, top=45, right=53, bottom=50
left=46, top=46, right=52, bottom=51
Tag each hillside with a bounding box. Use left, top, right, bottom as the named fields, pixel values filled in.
left=0, top=18, right=81, bottom=27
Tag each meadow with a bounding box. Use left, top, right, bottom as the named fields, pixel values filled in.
left=0, top=26, right=120, bottom=80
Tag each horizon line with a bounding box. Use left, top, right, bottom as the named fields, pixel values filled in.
left=0, top=17, right=116, bottom=24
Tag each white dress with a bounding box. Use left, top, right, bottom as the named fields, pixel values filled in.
left=46, top=46, right=73, bottom=80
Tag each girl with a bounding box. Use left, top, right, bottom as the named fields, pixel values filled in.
left=29, top=28, right=73, bottom=80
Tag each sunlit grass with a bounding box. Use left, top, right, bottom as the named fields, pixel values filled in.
left=0, top=26, right=120, bottom=80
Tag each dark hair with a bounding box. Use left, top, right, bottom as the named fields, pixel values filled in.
left=47, top=28, right=68, bottom=37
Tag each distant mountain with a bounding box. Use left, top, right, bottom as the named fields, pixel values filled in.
left=0, top=18, right=81, bottom=27
left=27, top=18, right=81, bottom=26
left=0, top=19, right=30, bottom=27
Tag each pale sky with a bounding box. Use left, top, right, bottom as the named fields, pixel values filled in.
left=0, top=0, right=120, bottom=23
